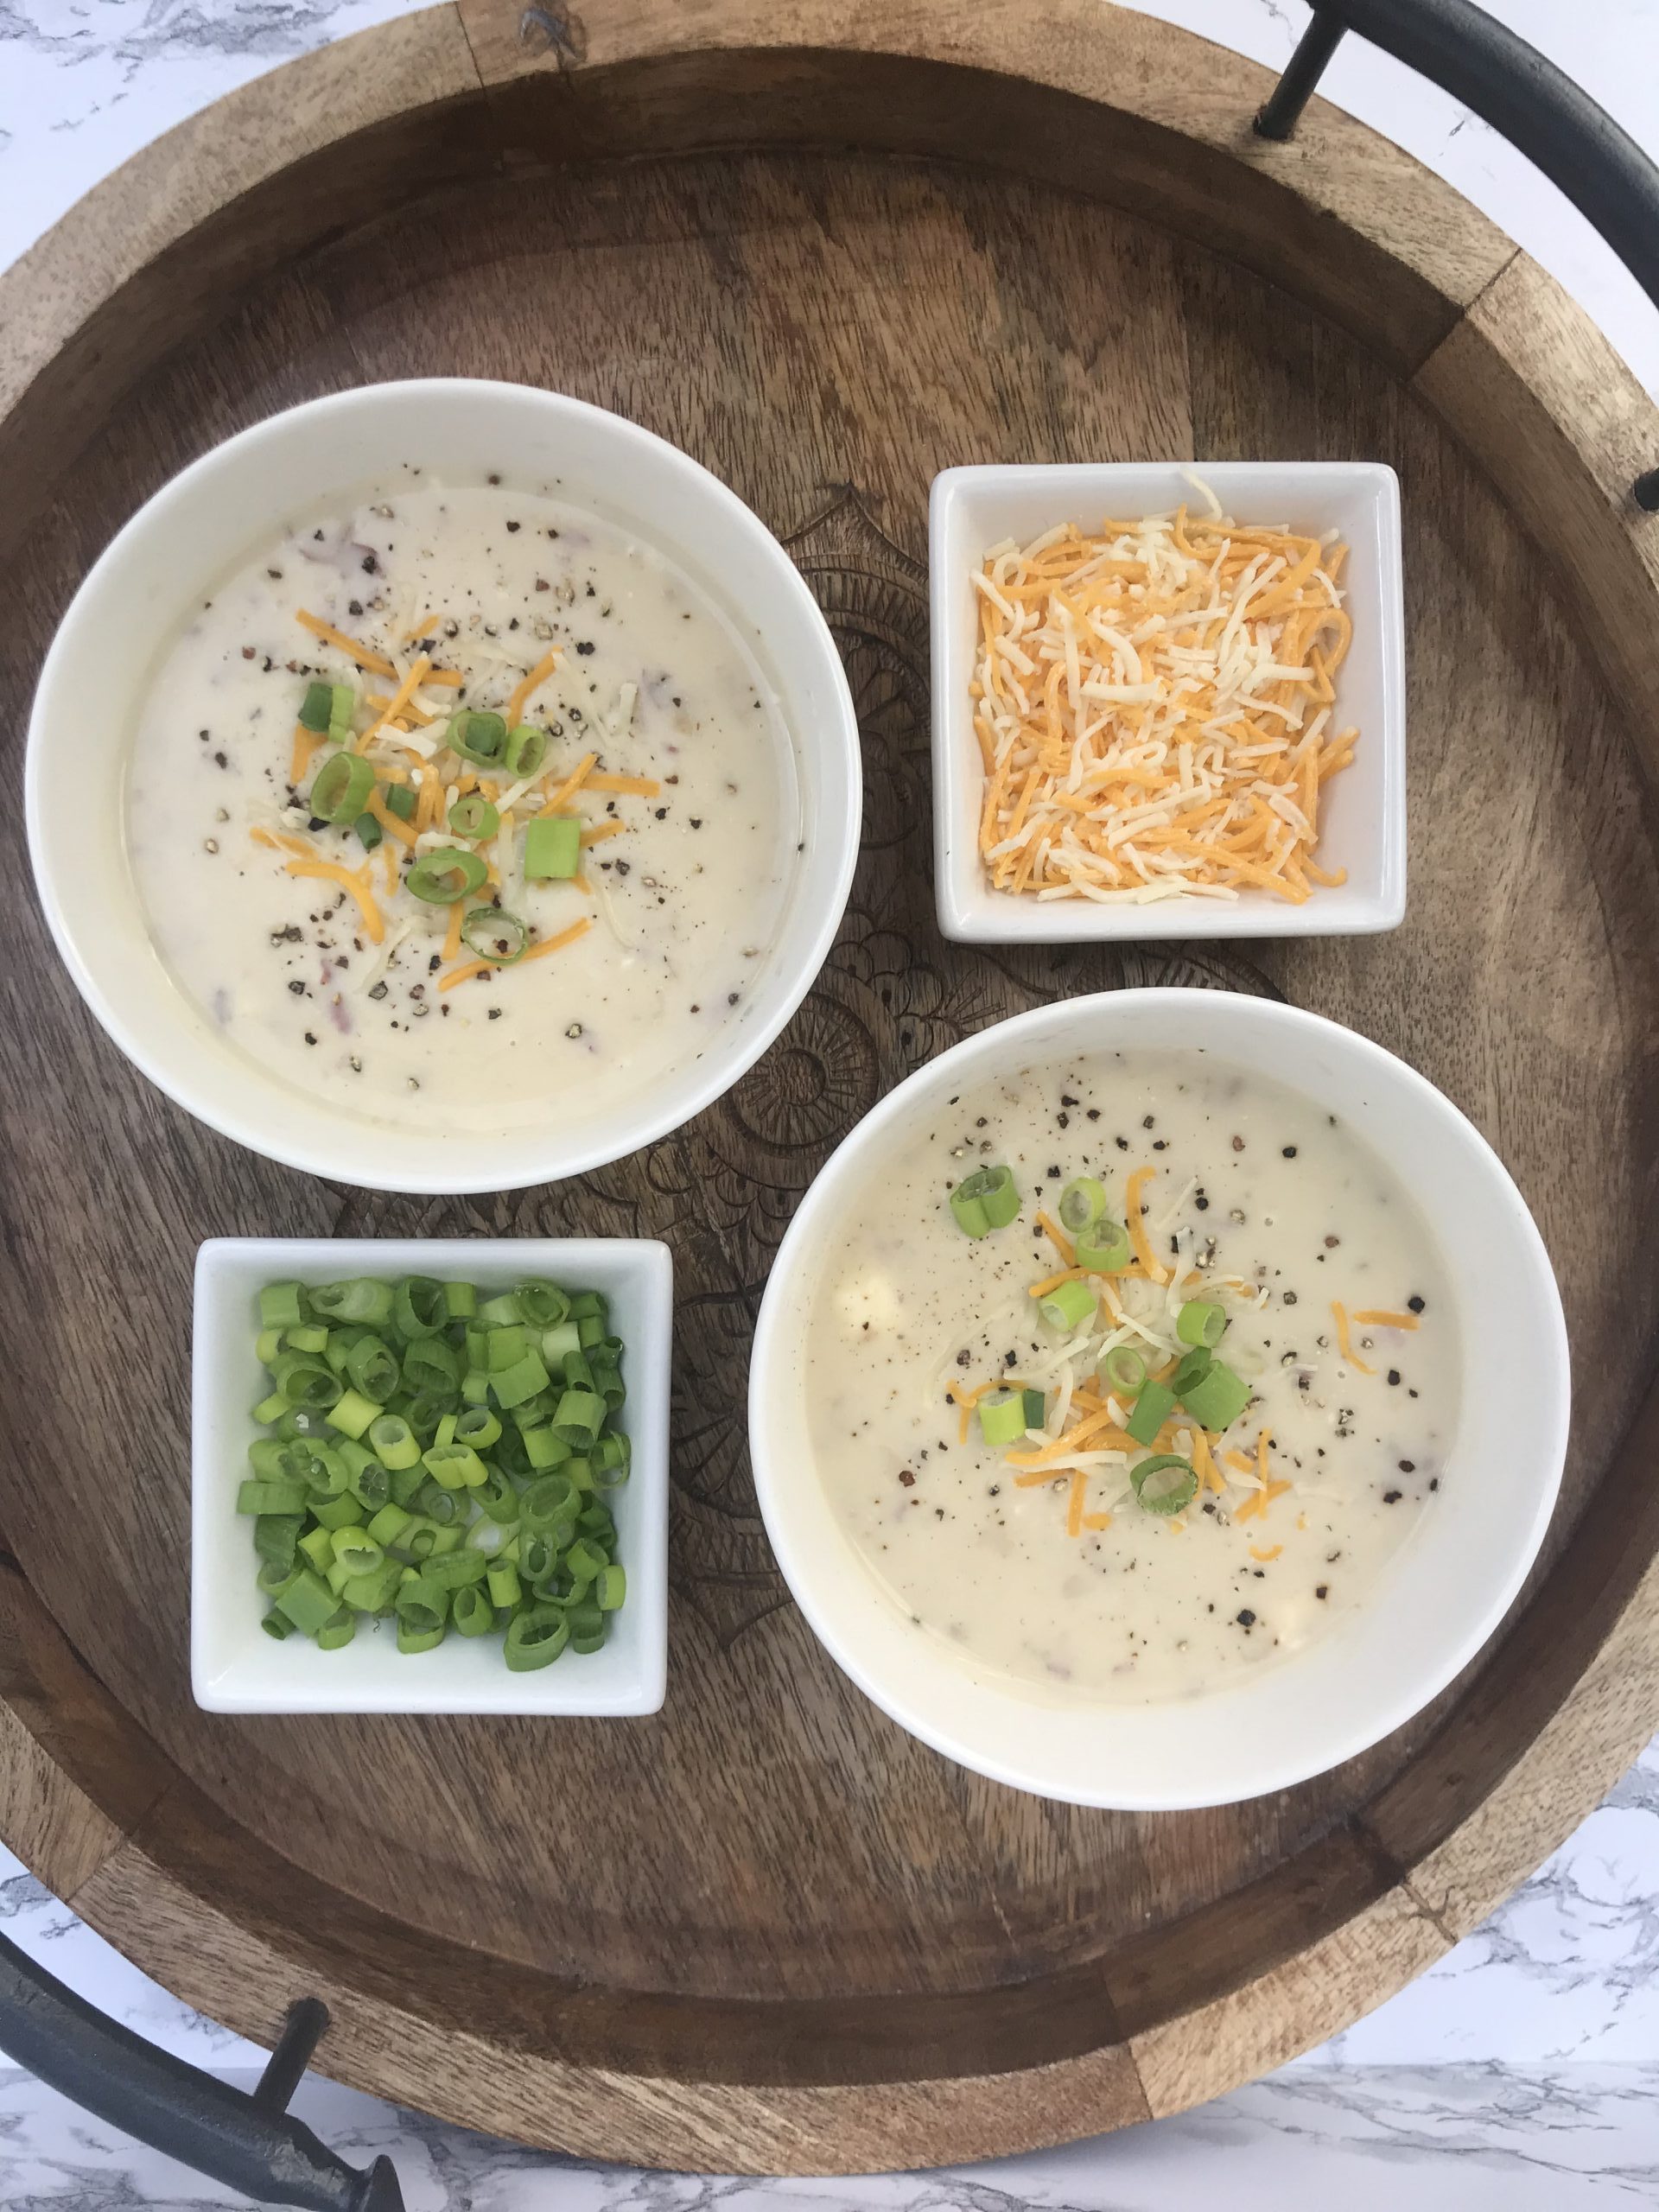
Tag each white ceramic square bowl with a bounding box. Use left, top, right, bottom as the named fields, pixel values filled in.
left=193, top=1237, right=670, bottom=1714
left=930, top=461, right=1406, bottom=941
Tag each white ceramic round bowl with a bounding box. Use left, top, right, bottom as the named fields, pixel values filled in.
left=26, top=378, right=860, bottom=1192
left=749, top=988, right=1569, bottom=1810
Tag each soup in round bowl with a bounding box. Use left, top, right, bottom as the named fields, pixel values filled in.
left=28, top=380, right=861, bottom=1192
left=749, top=989, right=1567, bottom=1808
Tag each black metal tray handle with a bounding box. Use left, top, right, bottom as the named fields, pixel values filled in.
left=0, top=1931, right=401, bottom=2210
left=3, top=3, right=1658, bottom=2204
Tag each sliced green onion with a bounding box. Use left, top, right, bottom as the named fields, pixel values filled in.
left=443, top=1280, right=477, bottom=1320
left=367, top=1413, right=420, bottom=1469
left=1177, top=1300, right=1229, bottom=1350
left=273, top=1568, right=337, bottom=1636
left=316, top=1608, right=357, bottom=1651
left=504, top=724, right=547, bottom=778
left=346, top=1458, right=389, bottom=1513
left=524, top=815, right=582, bottom=880
left=259, top=1282, right=306, bottom=1330
left=505, top=1605, right=569, bottom=1671
left=393, top=1276, right=447, bottom=1339
left=521, top=1424, right=569, bottom=1471
left=551, top=1386, right=603, bottom=1443
left=977, top=1391, right=1028, bottom=1446
left=448, top=794, right=500, bottom=839
left=1058, top=1176, right=1109, bottom=1234
left=406, top=848, right=488, bottom=904
left=460, top=906, right=529, bottom=966
left=298, top=681, right=334, bottom=733
left=420, top=1548, right=488, bottom=1592
left=402, top=1336, right=459, bottom=1398
left=254, top=1514, right=304, bottom=1571
left=297, top=1525, right=335, bottom=1574
left=310, top=1492, right=366, bottom=1531
left=365, top=1503, right=414, bottom=1549
left=565, top=1538, right=607, bottom=1589
left=421, top=1441, right=487, bottom=1490
left=1132, top=1453, right=1198, bottom=1516
left=1176, top=1359, right=1251, bottom=1433
left=270, top=1351, right=340, bottom=1410
left=1039, top=1279, right=1096, bottom=1332
left=1170, top=1347, right=1213, bottom=1399
left=329, top=1528, right=385, bottom=1580
left=493, top=1350, right=551, bottom=1410
left=1125, top=1377, right=1176, bottom=1447
left=251, top=1391, right=287, bottom=1425
left=949, top=1164, right=1021, bottom=1238
left=396, top=1620, right=446, bottom=1655
left=308, top=1278, right=396, bottom=1325
left=341, top=1560, right=403, bottom=1614
left=262, top=1611, right=296, bottom=1640
left=595, top=1564, right=626, bottom=1612
left=1100, top=1345, right=1147, bottom=1398
left=516, top=1281, right=569, bottom=1328
left=485, top=1323, right=528, bottom=1371
left=447, top=709, right=508, bottom=767
left=540, top=1319, right=581, bottom=1365
left=454, top=1405, right=502, bottom=1451
left=486, top=1561, right=522, bottom=1610
left=284, top=1323, right=329, bottom=1355
left=416, top=1480, right=462, bottom=1527
left=324, top=1388, right=379, bottom=1441
left=345, top=1333, right=399, bottom=1404
left=1074, top=1222, right=1132, bottom=1274
left=310, top=750, right=375, bottom=825
left=328, top=683, right=355, bottom=733
left=237, top=1478, right=308, bottom=1516
left=354, top=812, right=383, bottom=854
left=452, top=1586, right=494, bottom=1637
left=474, top=1466, right=520, bottom=1523
left=384, top=783, right=417, bottom=823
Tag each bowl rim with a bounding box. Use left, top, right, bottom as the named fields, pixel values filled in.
left=190, top=1232, right=671, bottom=1715
left=928, top=458, right=1407, bottom=944
left=26, top=377, right=861, bottom=1193
left=748, top=987, right=1570, bottom=1808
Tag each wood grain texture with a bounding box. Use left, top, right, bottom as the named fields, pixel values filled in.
left=459, top=0, right=1513, bottom=372
left=0, top=0, right=1656, bottom=2174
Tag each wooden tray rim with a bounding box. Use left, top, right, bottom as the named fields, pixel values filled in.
left=2, top=0, right=1657, bottom=2172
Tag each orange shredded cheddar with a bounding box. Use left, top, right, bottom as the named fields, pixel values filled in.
left=972, top=509, right=1356, bottom=906
left=1081, top=1511, right=1113, bottom=1532
left=505, top=648, right=561, bottom=728
left=423, top=669, right=462, bottom=688
left=283, top=860, right=385, bottom=944
left=365, top=791, right=418, bottom=849
left=580, top=822, right=627, bottom=849
left=1065, top=1471, right=1087, bottom=1539
left=1027, top=1266, right=1089, bottom=1299
left=401, top=613, right=442, bottom=641
left=1332, top=1300, right=1375, bottom=1375
left=439, top=917, right=592, bottom=992
left=1249, top=1543, right=1283, bottom=1562
left=1034, top=1209, right=1076, bottom=1266
left=442, top=899, right=465, bottom=964
left=290, top=723, right=325, bottom=784
left=585, top=772, right=660, bottom=797
left=358, top=655, right=429, bottom=750
left=1124, top=1166, right=1169, bottom=1284
left=539, top=753, right=596, bottom=816
left=1351, top=1308, right=1421, bottom=1331
left=251, top=825, right=312, bottom=858
left=296, top=608, right=397, bottom=677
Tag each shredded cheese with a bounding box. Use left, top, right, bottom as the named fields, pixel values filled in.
left=505, top=648, right=562, bottom=728
left=1351, top=1308, right=1421, bottom=1330
left=1035, top=1209, right=1076, bottom=1265
left=972, top=508, right=1356, bottom=903
left=296, top=609, right=397, bottom=677
left=283, top=859, right=385, bottom=944
left=586, top=772, right=660, bottom=797
left=539, top=753, right=596, bottom=816
left=1331, top=1300, right=1375, bottom=1375
left=1124, top=1166, right=1170, bottom=1284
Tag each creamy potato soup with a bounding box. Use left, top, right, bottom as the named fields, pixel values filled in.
left=126, top=475, right=798, bottom=1136
left=807, top=1051, right=1459, bottom=1702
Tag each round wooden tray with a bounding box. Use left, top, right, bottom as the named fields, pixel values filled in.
left=3, top=0, right=1658, bottom=2177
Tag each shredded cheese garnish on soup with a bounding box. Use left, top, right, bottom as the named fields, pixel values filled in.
left=972, top=505, right=1357, bottom=904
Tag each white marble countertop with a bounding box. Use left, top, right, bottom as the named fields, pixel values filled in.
left=2, top=2, right=1657, bottom=2205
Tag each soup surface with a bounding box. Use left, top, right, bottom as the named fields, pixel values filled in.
left=126, top=474, right=798, bottom=1136
left=805, top=1050, right=1459, bottom=1702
